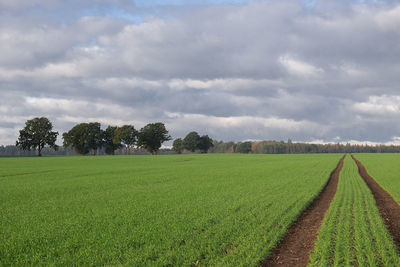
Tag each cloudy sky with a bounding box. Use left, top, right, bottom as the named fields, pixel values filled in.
left=1, top=0, right=400, bottom=145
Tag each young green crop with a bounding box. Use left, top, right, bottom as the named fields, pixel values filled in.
left=355, top=153, right=400, bottom=205
left=0, top=154, right=341, bottom=266
left=309, top=156, right=400, bottom=266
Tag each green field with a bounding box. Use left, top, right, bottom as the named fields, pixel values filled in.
left=0, top=154, right=341, bottom=266
left=309, top=156, right=400, bottom=266
left=355, top=154, right=400, bottom=205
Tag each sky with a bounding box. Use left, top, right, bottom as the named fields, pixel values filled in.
left=1, top=0, right=400, bottom=146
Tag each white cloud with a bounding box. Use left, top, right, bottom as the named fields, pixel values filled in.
left=165, top=112, right=322, bottom=140
left=337, top=63, right=367, bottom=77
left=279, top=55, right=324, bottom=77
left=374, top=5, right=400, bottom=31
left=167, top=78, right=283, bottom=91
left=353, top=95, right=400, bottom=115
left=95, top=77, right=162, bottom=90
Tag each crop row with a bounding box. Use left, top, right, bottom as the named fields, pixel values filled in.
left=355, top=154, right=400, bottom=205
left=309, top=156, right=399, bottom=266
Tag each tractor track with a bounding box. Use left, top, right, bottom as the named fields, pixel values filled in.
left=262, top=155, right=345, bottom=267
left=351, top=155, right=400, bottom=250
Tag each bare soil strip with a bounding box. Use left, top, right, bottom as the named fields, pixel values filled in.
left=352, top=155, right=400, bottom=249
left=262, top=155, right=345, bottom=267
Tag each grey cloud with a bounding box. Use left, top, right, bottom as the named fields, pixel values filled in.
left=0, top=16, right=127, bottom=69
left=1, top=0, right=400, bottom=145
left=0, top=0, right=136, bottom=13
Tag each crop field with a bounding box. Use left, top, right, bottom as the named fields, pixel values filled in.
left=3, top=153, right=400, bottom=266
left=0, top=154, right=342, bottom=266
left=354, top=154, right=400, bottom=205
left=309, top=156, right=400, bottom=266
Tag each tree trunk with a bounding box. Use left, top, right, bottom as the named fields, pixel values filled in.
left=38, top=144, right=42, bottom=157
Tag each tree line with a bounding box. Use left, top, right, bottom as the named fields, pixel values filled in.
left=209, top=140, right=400, bottom=154
left=10, top=117, right=400, bottom=157
left=0, top=145, right=175, bottom=157
left=16, top=117, right=171, bottom=156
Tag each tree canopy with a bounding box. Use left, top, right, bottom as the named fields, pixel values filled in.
left=63, top=122, right=103, bottom=155
left=63, top=123, right=90, bottom=155
left=86, top=122, right=103, bottom=155
left=137, top=122, right=171, bottom=154
left=198, top=135, right=213, bottom=153
left=183, top=131, right=201, bottom=152
left=114, top=125, right=137, bottom=154
left=103, top=126, right=122, bottom=155
left=181, top=132, right=213, bottom=153
left=172, top=138, right=184, bottom=154
left=236, top=141, right=252, bottom=154
left=16, top=117, right=58, bottom=156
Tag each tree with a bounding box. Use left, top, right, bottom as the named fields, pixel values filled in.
left=236, top=141, right=252, bottom=153
left=63, top=122, right=103, bottom=155
left=172, top=138, right=184, bottom=154
left=197, top=135, right=213, bottom=153
left=103, top=126, right=122, bottom=155
left=115, top=125, right=136, bottom=154
left=183, top=131, right=200, bottom=152
left=16, top=117, right=58, bottom=156
left=63, top=123, right=90, bottom=155
left=86, top=122, right=103, bottom=155
left=137, top=122, right=171, bottom=154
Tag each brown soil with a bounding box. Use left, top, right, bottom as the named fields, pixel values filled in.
left=262, top=155, right=345, bottom=267
left=351, top=155, right=400, bottom=249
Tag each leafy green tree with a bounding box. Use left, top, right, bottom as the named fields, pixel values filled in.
left=16, top=117, right=58, bottom=156
left=63, top=123, right=90, bottom=155
left=198, top=135, right=213, bottom=153
left=115, top=125, right=136, bottom=154
left=63, top=122, right=103, bottom=155
left=137, top=122, right=171, bottom=154
left=86, top=122, right=103, bottom=155
left=172, top=138, right=184, bottom=154
left=103, top=126, right=122, bottom=155
left=183, top=131, right=200, bottom=152
left=236, top=141, right=252, bottom=153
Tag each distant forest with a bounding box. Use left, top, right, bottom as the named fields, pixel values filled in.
left=209, top=140, right=400, bottom=154
left=0, top=145, right=175, bottom=157
left=1, top=140, right=400, bottom=157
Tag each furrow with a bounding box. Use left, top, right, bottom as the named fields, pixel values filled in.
left=351, top=155, right=400, bottom=253
left=262, top=155, right=345, bottom=267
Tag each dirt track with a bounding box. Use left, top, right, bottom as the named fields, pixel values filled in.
left=351, top=155, right=400, bottom=249
left=262, top=155, right=345, bottom=267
